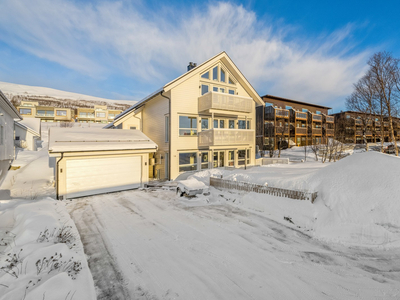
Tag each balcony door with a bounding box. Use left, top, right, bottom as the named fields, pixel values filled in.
left=213, top=151, right=225, bottom=168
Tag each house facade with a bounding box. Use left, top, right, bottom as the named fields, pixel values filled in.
left=106, top=52, right=264, bottom=180
left=15, top=118, right=41, bottom=151
left=256, top=95, right=334, bottom=150
left=0, top=90, right=22, bottom=185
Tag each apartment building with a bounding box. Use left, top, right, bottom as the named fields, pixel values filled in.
left=17, top=101, right=121, bottom=123
left=106, top=52, right=264, bottom=180
left=332, top=111, right=400, bottom=143
left=256, top=95, right=334, bottom=150
left=17, top=101, right=74, bottom=122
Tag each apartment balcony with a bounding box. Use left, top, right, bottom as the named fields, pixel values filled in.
left=366, top=131, right=373, bottom=136
left=384, top=122, right=389, bottom=127
left=295, top=127, right=307, bottom=135
left=198, top=92, right=253, bottom=114
left=198, top=129, right=254, bottom=147
left=275, top=126, right=289, bottom=135
left=375, top=121, right=381, bottom=126
left=312, top=114, right=322, bottom=122
left=311, top=128, right=322, bottom=135
left=356, top=130, right=363, bottom=136
left=325, top=129, right=335, bottom=136
left=325, top=116, right=335, bottom=123
left=295, top=112, right=307, bottom=120
left=275, top=108, right=289, bottom=118
left=355, top=119, right=362, bottom=125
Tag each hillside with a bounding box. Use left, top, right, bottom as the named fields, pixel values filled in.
left=0, top=81, right=135, bottom=111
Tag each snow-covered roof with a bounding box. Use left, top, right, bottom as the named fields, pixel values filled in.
left=15, top=118, right=41, bottom=136
left=48, top=128, right=158, bottom=153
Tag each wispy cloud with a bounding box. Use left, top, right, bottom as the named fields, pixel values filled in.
left=0, top=0, right=370, bottom=108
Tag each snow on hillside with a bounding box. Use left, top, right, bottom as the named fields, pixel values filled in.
left=0, top=81, right=135, bottom=110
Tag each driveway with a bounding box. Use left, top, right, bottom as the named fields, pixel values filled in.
left=67, top=189, right=400, bottom=300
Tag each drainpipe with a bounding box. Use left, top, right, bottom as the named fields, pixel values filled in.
left=56, top=152, right=64, bottom=200
left=160, top=90, right=171, bottom=180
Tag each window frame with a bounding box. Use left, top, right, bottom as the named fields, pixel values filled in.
left=179, top=152, right=198, bottom=172
left=179, top=116, right=198, bottom=136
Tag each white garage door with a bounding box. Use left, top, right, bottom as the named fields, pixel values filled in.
left=66, top=156, right=142, bottom=199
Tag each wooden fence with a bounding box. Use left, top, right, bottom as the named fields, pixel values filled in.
left=210, top=177, right=318, bottom=203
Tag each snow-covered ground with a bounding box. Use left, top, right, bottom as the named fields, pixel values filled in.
left=1, top=125, right=400, bottom=299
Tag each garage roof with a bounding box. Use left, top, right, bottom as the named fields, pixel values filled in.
left=48, top=128, right=157, bottom=153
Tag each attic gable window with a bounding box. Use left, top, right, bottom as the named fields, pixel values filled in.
left=220, top=69, right=226, bottom=82
left=229, top=77, right=235, bottom=85
left=201, top=71, right=209, bottom=79
left=212, top=66, right=218, bottom=80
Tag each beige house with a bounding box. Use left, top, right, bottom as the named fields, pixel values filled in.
left=17, top=101, right=74, bottom=122
left=106, top=52, right=264, bottom=180
left=76, top=105, right=122, bottom=123
left=48, top=128, right=157, bottom=199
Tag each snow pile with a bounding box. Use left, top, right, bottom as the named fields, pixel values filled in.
left=309, top=151, right=400, bottom=247
left=0, top=199, right=96, bottom=300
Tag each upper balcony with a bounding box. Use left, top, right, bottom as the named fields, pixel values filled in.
left=198, top=92, right=253, bottom=114
left=312, top=114, right=322, bottom=122
left=198, top=129, right=254, bottom=147
left=355, top=119, right=362, bottom=125
left=295, top=112, right=307, bottom=120
left=325, top=116, right=334, bottom=123
left=275, top=108, right=289, bottom=118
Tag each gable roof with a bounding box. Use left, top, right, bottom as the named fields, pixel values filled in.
left=15, top=118, right=41, bottom=136
left=48, top=128, right=157, bottom=153
left=262, top=94, right=332, bottom=110
left=0, top=90, right=22, bottom=120
left=108, top=51, right=263, bottom=126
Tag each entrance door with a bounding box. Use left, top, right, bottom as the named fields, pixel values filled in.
left=213, top=151, right=225, bottom=168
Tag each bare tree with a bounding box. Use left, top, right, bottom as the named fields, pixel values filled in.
left=367, top=52, right=400, bottom=156
left=310, top=138, right=319, bottom=161
left=276, top=121, right=288, bottom=158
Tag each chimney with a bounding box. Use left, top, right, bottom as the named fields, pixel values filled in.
left=187, top=62, right=197, bottom=71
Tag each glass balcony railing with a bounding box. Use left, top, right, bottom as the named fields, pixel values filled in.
left=198, top=92, right=253, bottom=113
left=198, top=129, right=254, bottom=147
left=296, top=112, right=307, bottom=119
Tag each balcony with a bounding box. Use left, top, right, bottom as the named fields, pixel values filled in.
left=295, top=112, right=307, bottom=120
left=355, top=119, right=362, bottom=125
left=198, top=92, right=253, bottom=114
left=312, top=114, right=322, bottom=122
left=311, top=128, right=322, bottom=135
left=366, top=131, right=373, bottom=136
left=275, top=108, right=289, bottom=118
left=326, top=116, right=334, bottom=123
left=198, top=129, right=254, bottom=147
left=296, top=127, right=307, bottom=135
left=325, top=129, right=334, bottom=136
left=356, top=130, right=363, bottom=136
left=384, top=122, right=389, bottom=127
left=375, top=121, right=381, bottom=126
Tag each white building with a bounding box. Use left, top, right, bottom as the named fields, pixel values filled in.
left=15, top=118, right=41, bottom=151
left=0, top=90, right=22, bottom=185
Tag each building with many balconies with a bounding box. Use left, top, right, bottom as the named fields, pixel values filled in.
left=105, top=52, right=264, bottom=180
left=256, top=95, right=334, bottom=150
left=331, top=111, right=400, bottom=143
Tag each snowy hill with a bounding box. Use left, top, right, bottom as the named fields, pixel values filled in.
left=0, top=81, right=135, bottom=111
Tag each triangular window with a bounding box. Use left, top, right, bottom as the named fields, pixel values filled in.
left=201, top=71, right=209, bottom=79
left=229, top=77, right=235, bottom=85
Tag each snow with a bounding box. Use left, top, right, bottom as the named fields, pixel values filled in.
left=15, top=118, right=41, bottom=136
left=48, top=127, right=157, bottom=152
left=2, top=126, right=400, bottom=299
left=0, top=81, right=135, bottom=106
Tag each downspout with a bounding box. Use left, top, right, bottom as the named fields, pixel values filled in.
left=160, top=90, right=171, bottom=181
left=56, top=152, right=64, bottom=200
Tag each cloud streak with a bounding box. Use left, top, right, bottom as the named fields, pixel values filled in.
left=0, top=0, right=370, bottom=108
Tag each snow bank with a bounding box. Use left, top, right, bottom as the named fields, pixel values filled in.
left=0, top=199, right=96, bottom=300
left=309, top=151, right=400, bottom=247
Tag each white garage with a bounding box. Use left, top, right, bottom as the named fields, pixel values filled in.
left=48, top=127, right=157, bottom=200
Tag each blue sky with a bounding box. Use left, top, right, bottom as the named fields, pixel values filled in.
left=0, top=0, right=399, bottom=112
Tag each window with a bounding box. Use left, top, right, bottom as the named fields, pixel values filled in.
left=229, top=89, right=235, bottom=95
left=96, top=112, right=106, bottom=118
left=238, top=150, right=246, bottom=165
left=56, top=110, right=67, bottom=116
left=213, top=87, right=218, bottom=92
left=220, top=88, right=225, bottom=93
left=228, top=150, right=234, bottom=166
left=179, top=116, right=197, bottom=136
left=201, top=152, right=209, bottom=169
left=179, top=153, right=197, bottom=172
left=165, top=116, right=169, bottom=142
left=220, top=120, right=225, bottom=128
left=247, top=149, right=250, bottom=164
left=201, top=118, right=209, bottom=130
left=316, top=111, right=321, bottom=115
left=229, top=77, right=235, bottom=84
left=201, top=71, right=209, bottom=79
left=212, top=66, right=218, bottom=80
left=15, top=136, right=20, bottom=141
left=229, top=120, right=235, bottom=129
left=19, top=108, right=32, bottom=115
left=201, top=84, right=209, bottom=95
left=220, top=69, right=226, bottom=82
left=285, top=106, right=292, bottom=110
left=130, top=126, right=137, bottom=130
left=109, top=114, right=115, bottom=119
left=214, top=119, right=218, bottom=128
left=238, top=120, right=246, bottom=129
left=37, top=110, right=54, bottom=117
left=302, top=108, right=308, bottom=112
left=247, top=120, right=250, bottom=129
